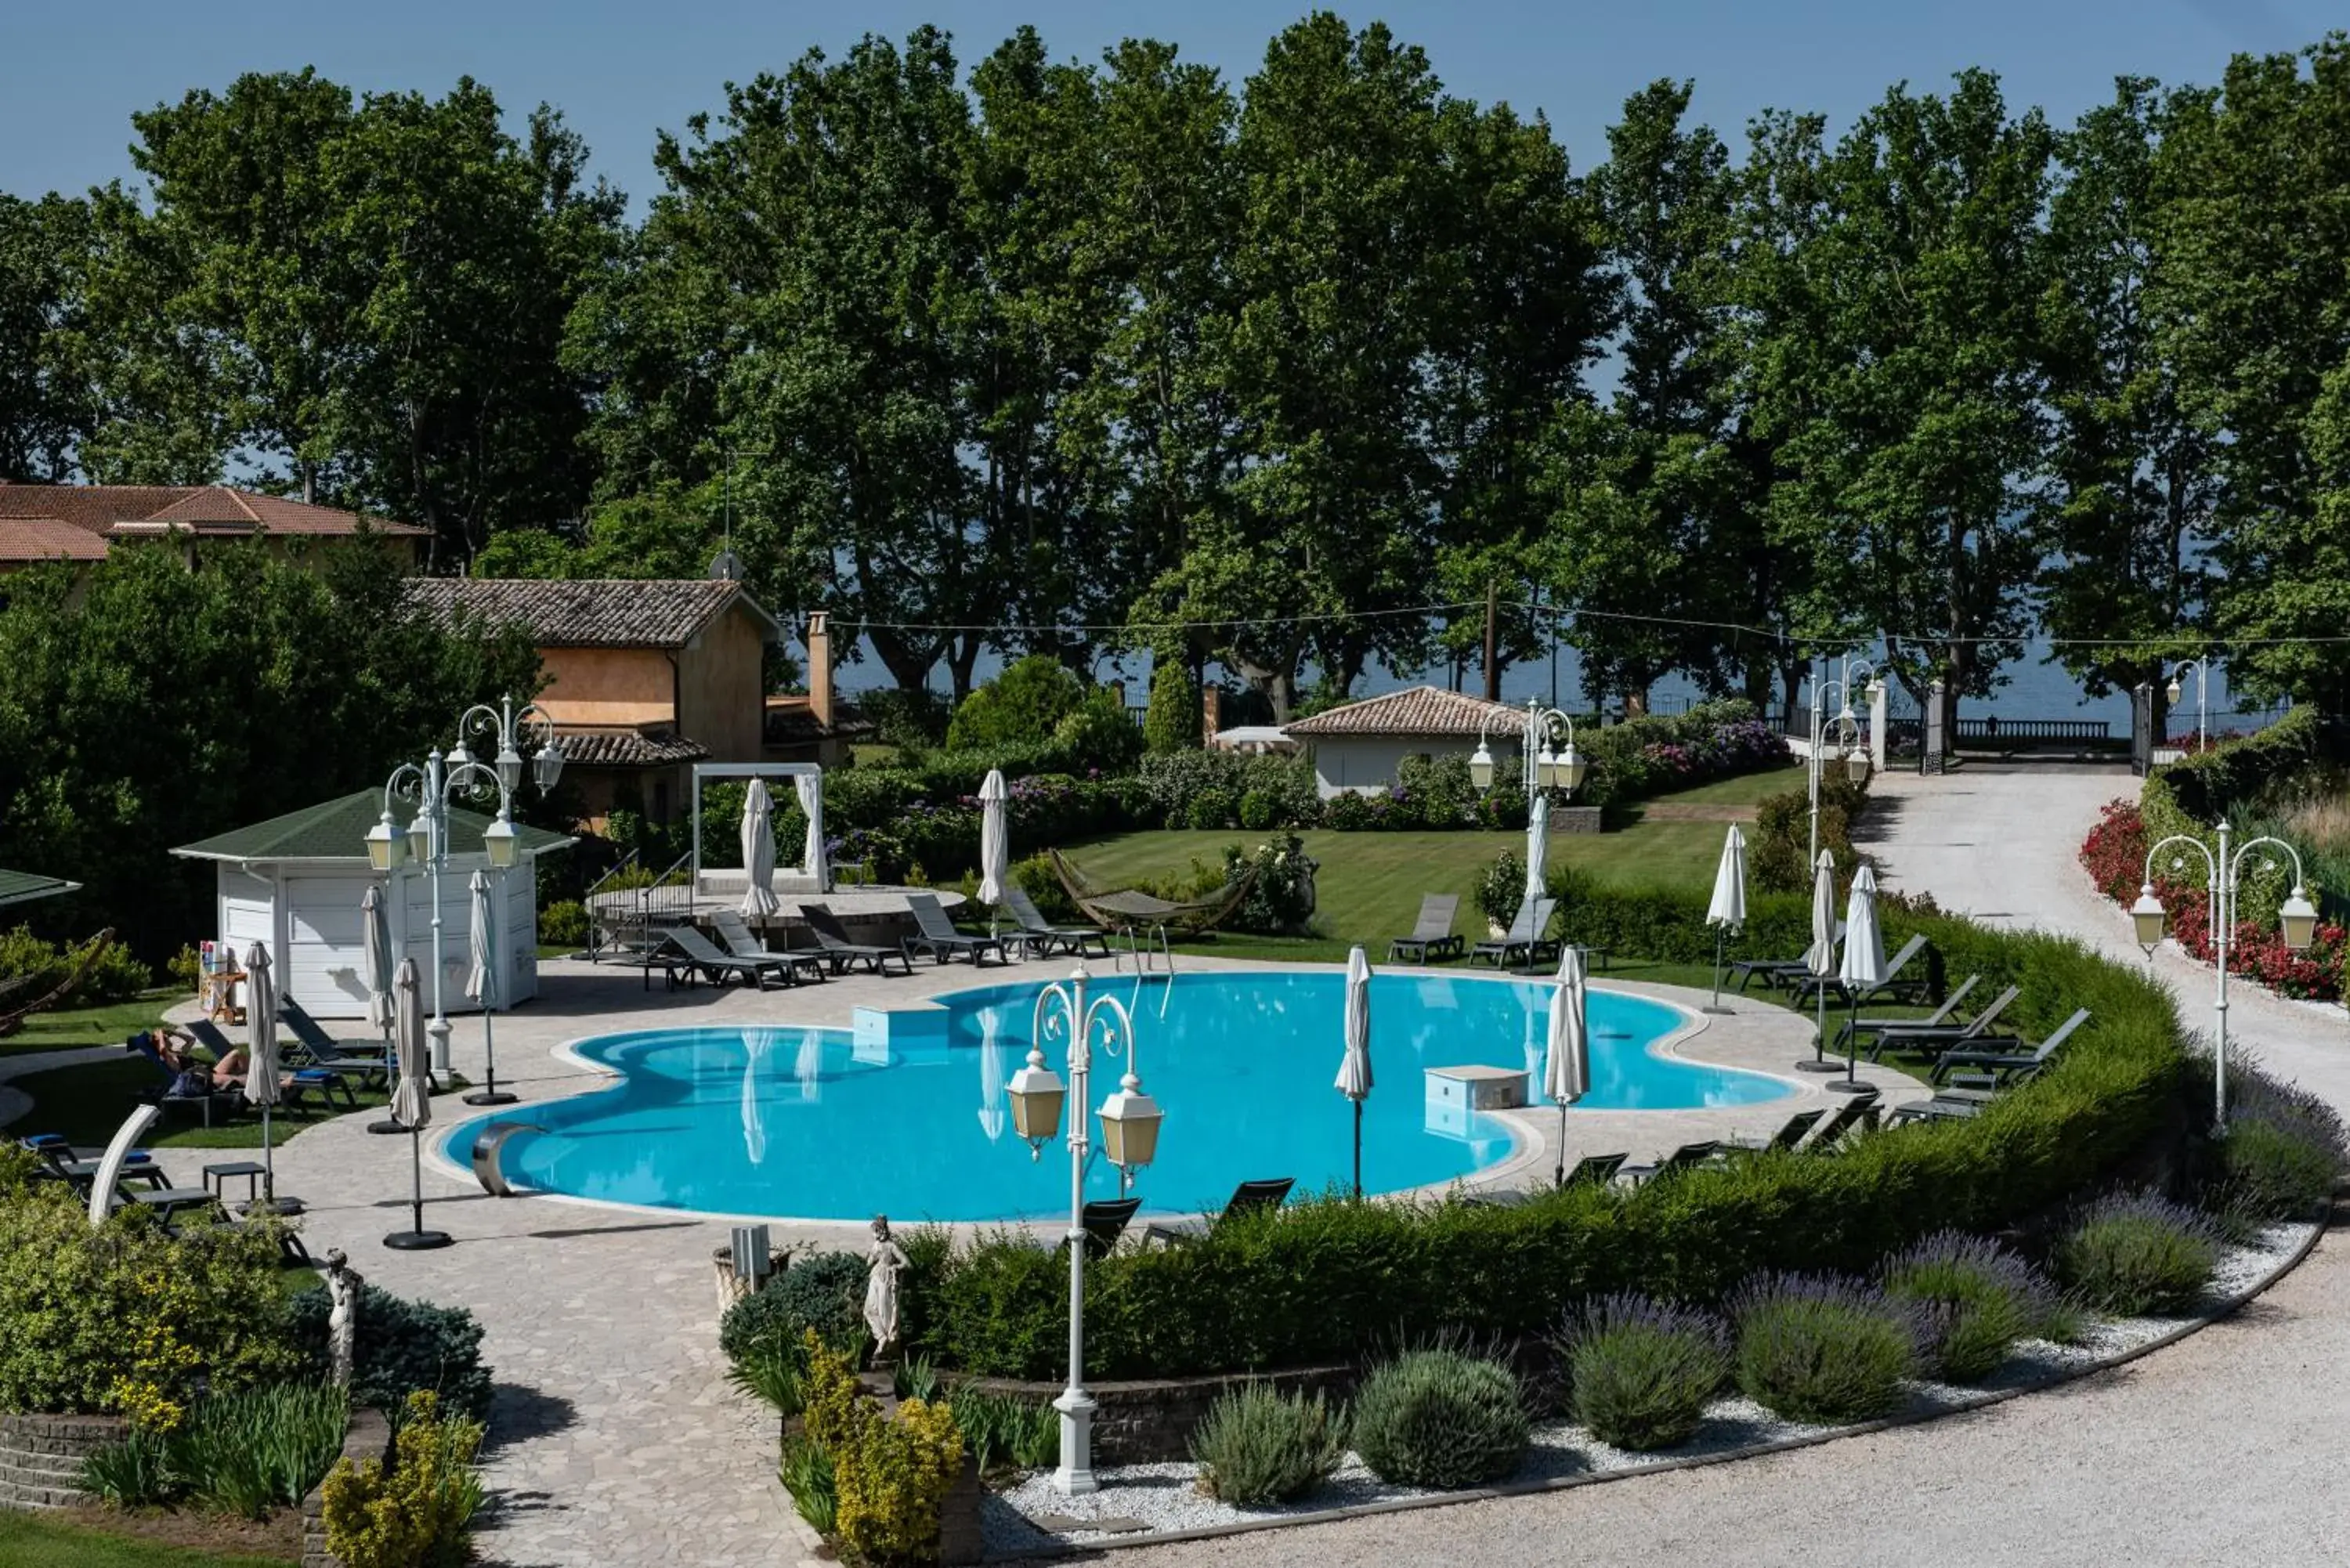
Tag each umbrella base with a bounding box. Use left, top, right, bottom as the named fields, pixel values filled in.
left=384, top=1229, right=454, bottom=1251
left=367, top=1118, right=410, bottom=1135
left=1824, top=1078, right=1875, bottom=1094
left=1701, top=1005, right=1735, bottom=1015
left=1794, top=1060, right=1846, bottom=1074
left=240, top=1197, right=305, bottom=1217
left=462, top=1090, right=519, bottom=1107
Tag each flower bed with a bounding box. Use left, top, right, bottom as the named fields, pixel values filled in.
left=2081, top=796, right=2347, bottom=1003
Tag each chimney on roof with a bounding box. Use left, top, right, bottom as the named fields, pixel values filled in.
left=1202, top=685, right=1222, bottom=744
left=807, top=612, right=833, bottom=731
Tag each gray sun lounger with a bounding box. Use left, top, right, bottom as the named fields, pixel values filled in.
left=710, top=911, right=830, bottom=984
left=1144, top=1176, right=1295, bottom=1246
left=799, top=904, right=913, bottom=975
left=1002, top=885, right=1112, bottom=959
left=1468, top=897, right=1559, bottom=970
left=902, top=892, right=1008, bottom=966
left=655, top=925, right=797, bottom=990
left=1725, top=1108, right=1827, bottom=1154
left=1388, top=894, right=1466, bottom=963
left=1797, top=1089, right=1880, bottom=1151
left=1559, top=1152, right=1628, bottom=1188
left=274, top=1001, right=391, bottom=1086
left=1791, top=933, right=1931, bottom=1006
left=1620, top=1141, right=1723, bottom=1184
left=1835, top=974, right=1980, bottom=1053
left=1929, top=1007, right=2092, bottom=1088
left=1864, top=984, right=2020, bottom=1062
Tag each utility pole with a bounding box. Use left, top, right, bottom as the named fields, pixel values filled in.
left=1482, top=580, right=1500, bottom=703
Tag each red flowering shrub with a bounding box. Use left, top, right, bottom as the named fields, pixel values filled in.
left=2080, top=797, right=2347, bottom=1002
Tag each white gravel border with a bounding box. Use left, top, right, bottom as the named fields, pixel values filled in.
left=979, top=1219, right=2318, bottom=1558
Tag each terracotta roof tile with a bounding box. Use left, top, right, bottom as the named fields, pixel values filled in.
left=403, top=577, right=778, bottom=649
left=551, top=728, right=711, bottom=767
left=0, top=482, right=426, bottom=540
left=0, top=517, right=111, bottom=562
left=1282, top=685, right=1525, bottom=738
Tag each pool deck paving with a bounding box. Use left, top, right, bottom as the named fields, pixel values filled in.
left=212, top=949, right=1869, bottom=1568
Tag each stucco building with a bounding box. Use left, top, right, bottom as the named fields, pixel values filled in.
left=1282, top=685, right=1525, bottom=798
left=403, top=577, right=783, bottom=828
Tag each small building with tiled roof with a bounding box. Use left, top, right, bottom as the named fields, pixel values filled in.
left=404, top=575, right=783, bottom=829
left=1281, top=685, right=1528, bottom=798
left=0, top=482, right=430, bottom=569
left=172, top=789, right=572, bottom=1020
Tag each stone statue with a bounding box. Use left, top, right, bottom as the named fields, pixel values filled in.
left=863, top=1216, right=909, bottom=1363
left=325, top=1249, right=364, bottom=1389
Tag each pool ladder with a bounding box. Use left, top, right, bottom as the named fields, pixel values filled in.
left=1114, top=923, right=1176, bottom=1018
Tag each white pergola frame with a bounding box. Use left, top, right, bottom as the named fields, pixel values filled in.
left=690, top=761, right=826, bottom=891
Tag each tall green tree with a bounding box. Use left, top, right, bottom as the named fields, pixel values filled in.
left=1142, top=13, right=1449, bottom=718
left=0, top=194, right=97, bottom=482
left=1423, top=96, right=1608, bottom=694
left=2154, top=39, right=2350, bottom=710
left=1551, top=80, right=1741, bottom=714
left=84, top=70, right=623, bottom=558
left=2036, top=78, right=2215, bottom=732
left=1776, top=70, right=2055, bottom=727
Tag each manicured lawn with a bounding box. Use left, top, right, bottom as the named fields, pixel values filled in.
left=1059, top=769, right=1799, bottom=957
left=6, top=1056, right=398, bottom=1151
left=0, top=988, right=179, bottom=1059
left=0, top=1512, right=290, bottom=1568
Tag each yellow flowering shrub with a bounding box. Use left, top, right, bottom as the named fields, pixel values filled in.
left=797, top=1329, right=967, bottom=1566
left=321, top=1391, right=486, bottom=1568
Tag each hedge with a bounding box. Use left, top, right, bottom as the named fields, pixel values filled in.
left=906, top=909, right=2190, bottom=1379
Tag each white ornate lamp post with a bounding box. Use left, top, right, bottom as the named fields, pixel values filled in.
left=371, top=699, right=564, bottom=1088
left=1806, top=658, right=1882, bottom=867
left=1470, top=698, right=1587, bottom=802
left=2166, top=658, right=2211, bottom=755
left=450, top=694, right=564, bottom=1105
left=1003, top=963, right=1160, bottom=1497
left=2130, top=821, right=2318, bottom=1132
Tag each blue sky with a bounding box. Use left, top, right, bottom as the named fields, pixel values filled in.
left=3, top=0, right=2336, bottom=205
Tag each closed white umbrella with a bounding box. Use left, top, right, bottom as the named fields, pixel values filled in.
left=464, top=869, right=515, bottom=1107
left=1704, top=825, right=1748, bottom=1013
left=1523, top=792, right=1550, bottom=906
left=385, top=956, right=449, bottom=1250
left=1336, top=945, right=1374, bottom=1198
left=739, top=779, right=780, bottom=918
left=1800, top=849, right=1838, bottom=1071
left=1546, top=945, right=1591, bottom=1187
left=740, top=1028, right=776, bottom=1165
left=977, top=1006, right=1007, bottom=1141
left=360, top=884, right=395, bottom=1041
left=978, top=770, right=1011, bottom=933
left=794, top=771, right=827, bottom=893
left=1833, top=864, right=1888, bottom=1092
left=242, top=941, right=294, bottom=1214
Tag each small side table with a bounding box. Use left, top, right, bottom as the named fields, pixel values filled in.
left=202, top=1160, right=267, bottom=1206
left=200, top=970, right=248, bottom=1024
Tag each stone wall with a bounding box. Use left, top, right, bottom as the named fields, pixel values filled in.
left=0, top=1411, right=128, bottom=1509
left=299, top=1407, right=392, bottom=1568
left=953, top=1364, right=1357, bottom=1465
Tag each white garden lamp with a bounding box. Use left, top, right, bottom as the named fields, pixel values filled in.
left=2132, top=821, right=2318, bottom=1132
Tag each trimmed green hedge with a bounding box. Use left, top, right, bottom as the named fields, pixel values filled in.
left=907, top=910, right=2189, bottom=1379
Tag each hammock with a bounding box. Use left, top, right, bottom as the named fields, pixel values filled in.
left=1048, top=851, right=1259, bottom=934
left=0, top=928, right=117, bottom=1038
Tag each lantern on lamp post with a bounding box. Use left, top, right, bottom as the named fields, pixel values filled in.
left=2131, top=820, right=2319, bottom=1132
left=1004, top=963, right=1160, bottom=1497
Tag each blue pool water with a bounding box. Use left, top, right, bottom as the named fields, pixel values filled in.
left=443, top=971, right=1788, bottom=1223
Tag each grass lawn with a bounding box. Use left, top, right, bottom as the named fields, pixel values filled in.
left=1057, top=765, right=1803, bottom=959
left=0, top=1512, right=291, bottom=1568
left=0, top=988, right=179, bottom=1059
left=5, top=1055, right=400, bottom=1151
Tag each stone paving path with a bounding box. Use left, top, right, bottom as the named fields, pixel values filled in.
left=1103, top=765, right=2350, bottom=1568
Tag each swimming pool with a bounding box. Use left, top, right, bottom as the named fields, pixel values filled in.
left=443, top=970, right=1789, bottom=1223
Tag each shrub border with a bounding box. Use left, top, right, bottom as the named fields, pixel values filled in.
left=1003, top=1211, right=2329, bottom=1555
